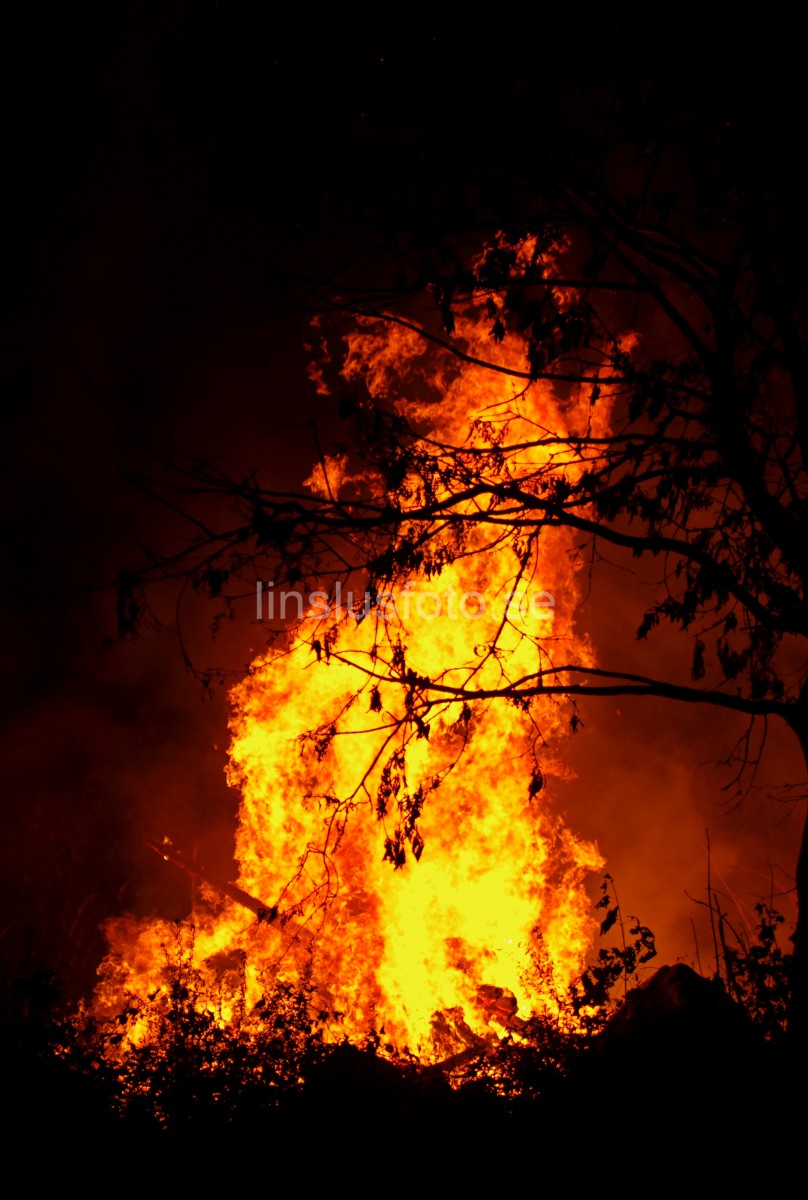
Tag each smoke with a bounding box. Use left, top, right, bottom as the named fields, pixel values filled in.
left=557, top=556, right=801, bottom=966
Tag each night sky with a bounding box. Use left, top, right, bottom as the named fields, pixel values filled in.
left=2, top=7, right=804, bottom=1002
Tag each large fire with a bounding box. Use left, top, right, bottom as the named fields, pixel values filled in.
left=95, top=244, right=612, bottom=1062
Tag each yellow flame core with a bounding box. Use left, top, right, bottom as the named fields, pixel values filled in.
left=95, top=278, right=610, bottom=1060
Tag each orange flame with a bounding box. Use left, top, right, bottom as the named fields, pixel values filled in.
left=95, top=248, right=611, bottom=1061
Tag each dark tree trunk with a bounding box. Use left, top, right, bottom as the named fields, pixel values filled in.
left=786, top=699, right=808, bottom=1061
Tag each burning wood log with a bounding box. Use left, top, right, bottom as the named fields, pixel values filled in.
left=144, top=835, right=313, bottom=944
left=476, top=983, right=529, bottom=1032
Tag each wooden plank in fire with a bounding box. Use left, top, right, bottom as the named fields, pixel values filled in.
left=144, top=835, right=313, bottom=944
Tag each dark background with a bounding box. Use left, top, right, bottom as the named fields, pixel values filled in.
left=1, top=5, right=803, bottom=1002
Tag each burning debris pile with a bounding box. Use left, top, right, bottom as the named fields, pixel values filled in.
left=93, top=246, right=612, bottom=1072
left=61, top=235, right=794, bottom=1144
